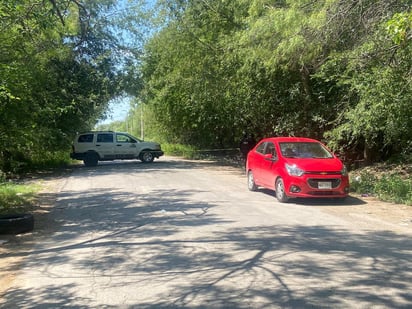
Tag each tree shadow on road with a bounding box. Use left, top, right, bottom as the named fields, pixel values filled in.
left=1, top=159, right=411, bottom=308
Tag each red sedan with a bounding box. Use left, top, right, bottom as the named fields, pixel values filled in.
left=246, top=137, right=350, bottom=202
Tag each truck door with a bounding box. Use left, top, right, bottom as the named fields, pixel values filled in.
left=96, top=133, right=115, bottom=159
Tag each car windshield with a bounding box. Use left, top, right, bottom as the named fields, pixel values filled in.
left=279, top=142, right=333, bottom=159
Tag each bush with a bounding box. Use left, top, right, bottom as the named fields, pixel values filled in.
left=375, top=175, right=412, bottom=205
left=350, top=171, right=412, bottom=205
left=162, top=143, right=199, bottom=159
left=350, top=171, right=377, bottom=195
left=0, top=182, right=40, bottom=214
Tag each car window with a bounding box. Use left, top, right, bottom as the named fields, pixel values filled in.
left=78, top=134, right=94, bottom=143
left=116, top=134, right=134, bottom=143
left=255, top=142, right=266, bottom=154
left=97, top=133, right=114, bottom=143
left=264, top=142, right=275, bottom=155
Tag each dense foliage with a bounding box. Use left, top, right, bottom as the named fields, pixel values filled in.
left=139, top=0, right=412, bottom=165
left=0, top=0, right=145, bottom=173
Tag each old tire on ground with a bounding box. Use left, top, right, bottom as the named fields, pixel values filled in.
left=0, top=213, right=34, bottom=235
left=140, top=151, right=154, bottom=163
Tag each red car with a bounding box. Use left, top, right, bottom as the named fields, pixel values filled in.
left=246, top=137, right=349, bottom=202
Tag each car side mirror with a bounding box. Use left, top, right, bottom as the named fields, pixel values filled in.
left=264, top=153, right=277, bottom=161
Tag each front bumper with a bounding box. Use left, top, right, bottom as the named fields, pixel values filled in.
left=285, top=175, right=350, bottom=198
left=151, top=150, right=164, bottom=158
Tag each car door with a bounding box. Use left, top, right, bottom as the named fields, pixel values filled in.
left=96, top=133, right=115, bottom=159
left=114, top=133, right=139, bottom=159
left=249, top=141, right=267, bottom=186
left=259, top=142, right=279, bottom=189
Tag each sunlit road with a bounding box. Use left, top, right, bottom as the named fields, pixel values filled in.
left=1, top=157, right=411, bottom=308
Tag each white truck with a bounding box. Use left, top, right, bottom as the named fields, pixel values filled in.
left=70, top=131, right=164, bottom=166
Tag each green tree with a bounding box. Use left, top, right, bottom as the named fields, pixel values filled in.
left=0, top=0, right=145, bottom=173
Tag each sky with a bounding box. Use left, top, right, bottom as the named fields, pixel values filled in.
left=97, top=0, right=157, bottom=125
left=97, top=96, right=133, bottom=125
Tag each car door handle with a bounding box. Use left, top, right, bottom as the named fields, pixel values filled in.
left=116, top=144, right=122, bottom=146
left=96, top=144, right=101, bottom=147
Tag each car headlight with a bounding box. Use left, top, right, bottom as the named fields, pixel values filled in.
left=341, top=165, right=348, bottom=176
left=285, top=164, right=304, bottom=176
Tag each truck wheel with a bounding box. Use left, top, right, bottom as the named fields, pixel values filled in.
left=84, top=152, right=98, bottom=167
left=140, top=151, right=154, bottom=163
left=0, top=214, right=34, bottom=234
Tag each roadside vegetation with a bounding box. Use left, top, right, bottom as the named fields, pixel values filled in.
left=0, top=181, right=40, bottom=215
left=350, top=162, right=412, bottom=206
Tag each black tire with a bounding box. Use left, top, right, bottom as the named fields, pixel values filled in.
left=84, top=152, right=98, bottom=167
left=275, top=178, right=289, bottom=203
left=140, top=151, right=154, bottom=163
left=247, top=171, right=258, bottom=191
left=0, top=214, right=34, bottom=235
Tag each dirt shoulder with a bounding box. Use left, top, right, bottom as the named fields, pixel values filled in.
left=320, top=195, right=412, bottom=234
left=0, top=172, right=66, bottom=297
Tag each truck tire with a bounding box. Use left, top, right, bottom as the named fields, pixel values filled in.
left=140, top=151, right=154, bottom=163
left=0, top=213, right=34, bottom=235
left=84, top=152, right=99, bottom=167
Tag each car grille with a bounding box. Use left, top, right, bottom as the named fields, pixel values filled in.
left=307, top=191, right=342, bottom=196
left=307, top=178, right=341, bottom=189
left=305, top=171, right=341, bottom=175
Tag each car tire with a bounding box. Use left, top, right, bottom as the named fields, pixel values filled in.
left=140, top=151, right=154, bottom=163
left=84, top=152, right=98, bottom=167
left=247, top=171, right=258, bottom=191
left=275, top=178, right=289, bottom=203
left=0, top=213, right=34, bottom=235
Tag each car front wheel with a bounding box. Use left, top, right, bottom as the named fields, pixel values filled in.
left=140, top=151, right=154, bottom=163
left=247, top=171, right=258, bottom=191
left=275, top=178, right=289, bottom=203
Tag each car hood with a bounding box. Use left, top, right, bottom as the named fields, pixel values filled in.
left=285, top=157, right=343, bottom=172
left=141, top=141, right=161, bottom=149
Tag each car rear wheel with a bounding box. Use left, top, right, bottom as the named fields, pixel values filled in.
left=247, top=171, right=258, bottom=191
left=275, top=178, right=289, bottom=203
left=140, top=151, right=154, bottom=163
left=84, top=152, right=98, bottom=167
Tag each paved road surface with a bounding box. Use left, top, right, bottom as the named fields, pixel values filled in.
left=1, top=157, right=411, bottom=308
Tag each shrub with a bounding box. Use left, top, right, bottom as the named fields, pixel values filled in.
left=375, top=175, right=412, bottom=205
left=0, top=182, right=40, bottom=214
left=350, top=171, right=412, bottom=205
left=162, top=143, right=199, bottom=159
left=350, top=171, right=377, bottom=195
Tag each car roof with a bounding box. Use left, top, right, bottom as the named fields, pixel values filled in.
left=77, top=131, right=132, bottom=135
left=262, top=137, right=321, bottom=143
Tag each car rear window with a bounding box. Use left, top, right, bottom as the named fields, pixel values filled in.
left=78, top=134, right=94, bottom=143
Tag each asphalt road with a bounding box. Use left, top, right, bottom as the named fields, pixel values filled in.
left=1, top=157, right=411, bottom=308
